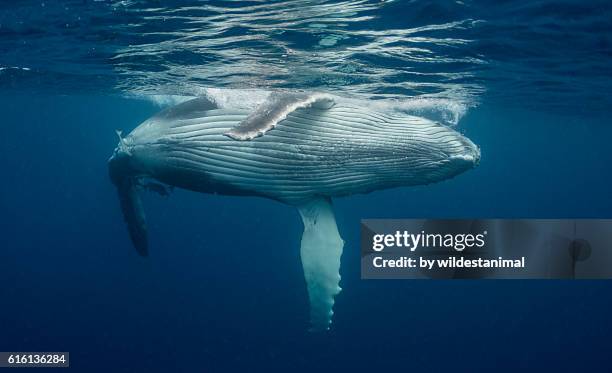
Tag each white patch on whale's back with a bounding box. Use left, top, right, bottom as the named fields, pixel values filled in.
left=132, top=88, right=469, bottom=127
left=203, top=88, right=270, bottom=110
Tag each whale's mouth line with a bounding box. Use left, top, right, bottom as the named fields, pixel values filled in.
left=449, top=153, right=479, bottom=165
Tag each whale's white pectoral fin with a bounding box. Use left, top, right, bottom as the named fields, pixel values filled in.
left=225, top=91, right=335, bottom=140
left=297, top=197, right=344, bottom=331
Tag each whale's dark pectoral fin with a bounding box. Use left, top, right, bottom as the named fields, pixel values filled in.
left=115, top=177, right=148, bottom=257
left=109, top=144, right=148, bottom=256
left=297, top=197, right=344, bottom=331
left=225, top=91, right=335, bottom=140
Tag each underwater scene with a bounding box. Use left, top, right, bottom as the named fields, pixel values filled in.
left=1, top=0, right=612, bottom=371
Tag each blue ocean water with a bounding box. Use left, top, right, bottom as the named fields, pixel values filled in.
left=1, top=1, right=612, bottom=372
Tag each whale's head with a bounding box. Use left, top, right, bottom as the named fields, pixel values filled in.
left=379, top=117, right=480, bottom=186
left=425, top=127, right=480, bottom=182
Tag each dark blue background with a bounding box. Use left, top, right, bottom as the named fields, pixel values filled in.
left=2, top=0, right=612, bottom=371
left=1, top=94, right=611, bottom=372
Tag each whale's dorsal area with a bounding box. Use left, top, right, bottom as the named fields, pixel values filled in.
left=152, top=96, right=218, bottom=121
left=224, top=91, right=335, bottom=140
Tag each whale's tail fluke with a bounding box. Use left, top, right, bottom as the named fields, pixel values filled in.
left=108, top=134, right=148, bottom=256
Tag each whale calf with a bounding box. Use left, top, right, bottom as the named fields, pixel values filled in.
left=109, top=91, right=480, bottom=330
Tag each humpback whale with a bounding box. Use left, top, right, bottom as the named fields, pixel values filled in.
left=108, top=91, right=480, bottom=331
